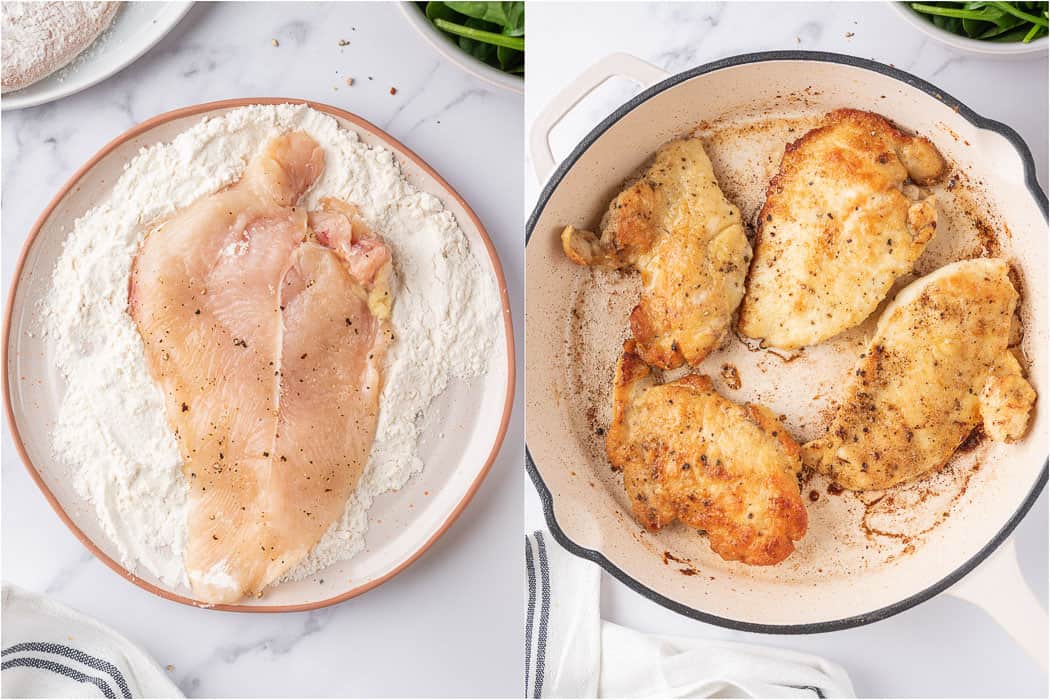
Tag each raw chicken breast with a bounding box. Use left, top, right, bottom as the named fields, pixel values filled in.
left=129, top=133, right=393, bottom=603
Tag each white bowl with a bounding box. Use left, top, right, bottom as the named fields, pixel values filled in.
left=890, top=1, right=1049, bottom=56
left=399, top=2, right=522, bottom=94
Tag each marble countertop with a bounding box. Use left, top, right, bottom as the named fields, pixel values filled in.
left=524, top=2, right=1048, bottom=698
left=2, top=3, right=522, bottom=697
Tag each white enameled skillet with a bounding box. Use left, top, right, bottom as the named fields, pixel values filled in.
left=525, top=51, right=1047, bottom=663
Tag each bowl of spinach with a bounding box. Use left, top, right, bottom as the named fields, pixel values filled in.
left=401, top=2, right=523, bottom=93
left=892, top=1, right=1048, bottom=54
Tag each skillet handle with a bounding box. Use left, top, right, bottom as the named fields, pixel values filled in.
left=529, top=53, right=668, bottom=184
left=947, top=537, right=1047, bottom=670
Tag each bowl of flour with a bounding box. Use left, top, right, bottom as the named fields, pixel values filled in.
left=4, top=99, right=514, bottom=610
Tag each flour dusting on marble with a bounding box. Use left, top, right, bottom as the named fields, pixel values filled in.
left=41, top=103, right=500, bottom=588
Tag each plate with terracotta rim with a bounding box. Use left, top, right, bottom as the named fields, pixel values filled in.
left=3, top=97, right=515, bottom=612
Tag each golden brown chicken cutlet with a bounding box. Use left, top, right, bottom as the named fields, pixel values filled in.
left=606, top=342, right=808, bottom=565
left=739, top=109, right=947, bottom=349
left=562, top=137, right=751, bottom=369
left=803, top=258, right=1035, bottom=491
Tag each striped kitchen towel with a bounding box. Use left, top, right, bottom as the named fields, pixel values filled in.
left=2, top=584, right=182, bottom=698
left=524, top=531, right=855, bottom=699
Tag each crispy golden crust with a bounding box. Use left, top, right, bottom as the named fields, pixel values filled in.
left=981, top=352, right=1037, bottom=442
left=802, top=258, right=1036, bottom=491
left=561, top=138, right=751, bottom=369
left=738, top=109, right=947, bottom=350
left=607, top=342, right=808, bottom=566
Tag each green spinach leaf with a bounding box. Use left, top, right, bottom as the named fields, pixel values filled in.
left=421, top=2, right=525, bottom=76
left=445, top=2, right=520, bottom=29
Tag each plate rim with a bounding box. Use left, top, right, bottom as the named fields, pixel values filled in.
left=524, top=49, right=1049, bottom=634
left=1, top=2, right=195, bottom=112
left=3, top=96, right=516, bottom=613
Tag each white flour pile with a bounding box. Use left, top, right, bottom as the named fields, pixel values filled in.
left=41, top=104, right=501, bottom=588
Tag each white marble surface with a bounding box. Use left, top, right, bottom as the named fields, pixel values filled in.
left=2, top=3, right=522, bottom=697
left=524, top=2, right=1048, bottom=698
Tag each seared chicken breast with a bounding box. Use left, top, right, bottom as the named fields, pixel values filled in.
left=739, top=109, right=947, bottom=349
left=803, top=258, right=1035, bottom=491
left=562, top=137, right=751, bottom=369
left=607, top=342, right=808, bottom=565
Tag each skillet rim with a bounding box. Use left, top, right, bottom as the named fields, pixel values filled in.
left=524, top=49, right=1049, bottom=634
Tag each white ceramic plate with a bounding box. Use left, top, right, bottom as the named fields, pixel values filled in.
left=4, top=99, right=515, bottom=611
left=1, top=2, right=193, bottom=112
left=399, top=2, right=523, bottom=95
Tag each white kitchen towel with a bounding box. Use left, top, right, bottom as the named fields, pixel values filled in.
left=2, top=583, right=183, bottom=698
left=524, top=531, right=855, bottom=699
